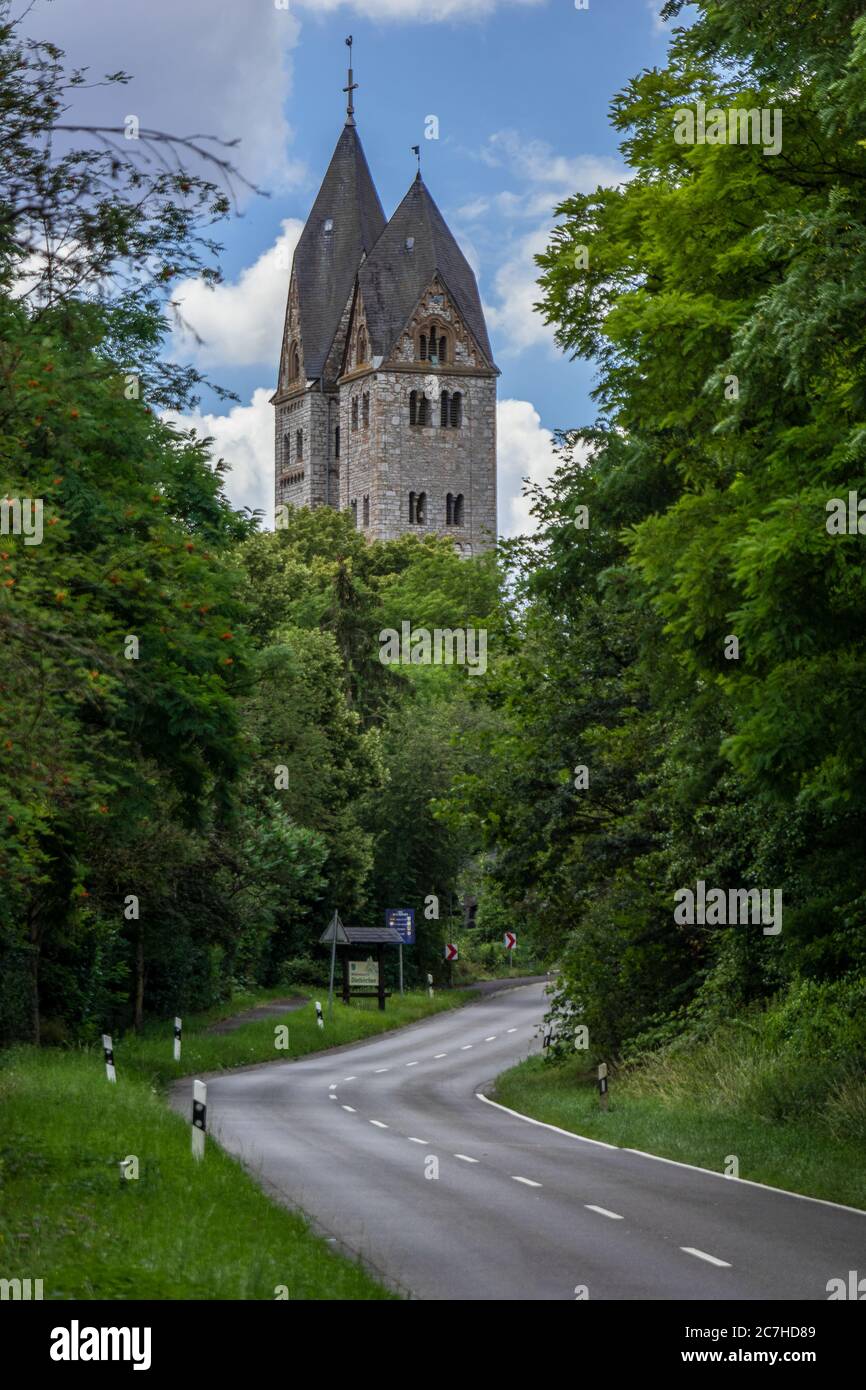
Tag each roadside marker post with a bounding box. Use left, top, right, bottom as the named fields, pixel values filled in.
left=173, top=1017, right=182, bottom=1062
left=102, top=1034, right=116, bottom=1084
left=191, top=1079, right=207, bottom=1160
left=427, top=972, right=434, bottom=1000
left=315, top=1000, right=324, bottom=1030
left=504, top=931, right=517, bottom=974
left=598, top=1062, right=609, bottom=1111
left=543, top=1024, right=552, bottom=1052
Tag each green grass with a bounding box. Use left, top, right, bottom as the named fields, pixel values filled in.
left=121, top=988, right=475, bottom=1087
left=495, top=1054, right=866, bottom=1211
left=0, top=1046, right=391, bottom=1299
left=0, top=988, right=475, bottom=1299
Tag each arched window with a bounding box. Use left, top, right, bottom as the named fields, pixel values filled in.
left=296, top=429, right=303, bottom=461
left=417, top=394, right=431, bottom=427
left=428, top=327, right=440, bottom=365
left=334, top=425, right=340, bottom=459
left=416, top=491, right=427, bottom=525
left=450, top=392, right=463, bottom=428
left=453, top=493, right=465, bottom=526
left=357, top=328, right=367, bottom=365
left=446, top=493, right=454, bottom=525
left=409, top=491, right=417, bottom=523
left=439, top=336, right=447, bottom=364
left=362, top=392, right=370, bottom=428
left=351, top=397, right=359, bottom=431
left=419, top=333, right=428, bottom=361
left=440, top=391, right=450, bottom=427
left=289, top=344, right=300, bottom=382
left=409, top=390, right=417, bottom=426
left=363, top=495, right=370, bottom=527
left=350, top=499, right=358, bottom=527
left=283, top=430, right=291, bottom=466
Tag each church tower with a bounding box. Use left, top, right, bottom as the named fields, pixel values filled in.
left=274, top=40, right=498, bottom=554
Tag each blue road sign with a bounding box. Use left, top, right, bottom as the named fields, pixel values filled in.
left=385, top=908, right=415, bottom=944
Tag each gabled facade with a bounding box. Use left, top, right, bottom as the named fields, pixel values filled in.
left=274, top=99, right=498, bottom=554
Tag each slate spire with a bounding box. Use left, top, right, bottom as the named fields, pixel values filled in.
left=288, top=80, right=385, bottom=382
left=357, top=174, right=495, bottom=368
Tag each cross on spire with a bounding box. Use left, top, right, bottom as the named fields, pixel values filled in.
left=344, top=36, right=358, bottom=126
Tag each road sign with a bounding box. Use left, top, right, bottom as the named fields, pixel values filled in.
left=504, top=931, right=517, bottom=950
left=444, top=943, right=458, bottom=961
left=385, top=908, right=415, bottom=944
left=598, top=1062, right=609, bottom=1110
left=349, top=957, right=379, bottom=988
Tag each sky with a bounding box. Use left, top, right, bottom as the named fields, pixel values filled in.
left=26, top=0, right=685, bottom=535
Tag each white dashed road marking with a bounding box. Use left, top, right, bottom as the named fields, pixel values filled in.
left=405, top=1061, right=418, bottom=1067
left=408, top=1137, right=429, bottom=1145
left=485, top=1036, right=497, bottom=1042
left=512, top=1176, right=542, bottom=1188
left=370, top=1120, right=389, bottom=1129
left=681, top=1247, right=731, bottom=1268
left=342, top=1105, right=356, bottom=1113
left=585, top=1205, right=623, bottom=1220
left=343, top=1076, right=356, bottom=1082
left=375, top=1068, right=390, bottom=1074
left=460, top=1045, right=472, bottom=1050
left=434, top=1053, right=447, bottom=1059
left=454, top=1154, right=479, bottom=1164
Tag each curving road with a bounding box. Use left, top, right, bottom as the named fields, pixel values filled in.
left=172, top=982, right=866, bottom=1300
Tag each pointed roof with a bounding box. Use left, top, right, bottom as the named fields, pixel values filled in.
left=357, top=174, right=495, bottom=368
left=291, top=123, right=386, bottom=380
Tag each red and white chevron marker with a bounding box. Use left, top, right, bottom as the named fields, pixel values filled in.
left=444, top=943, right=458, bottom=961
left=503, top=932, right=517, bottom=951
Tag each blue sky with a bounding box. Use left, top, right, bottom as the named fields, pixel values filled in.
left=32, top=0, right=685, bottom=533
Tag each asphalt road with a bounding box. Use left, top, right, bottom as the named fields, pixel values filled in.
left=172, top=982, right=866, bottom=1300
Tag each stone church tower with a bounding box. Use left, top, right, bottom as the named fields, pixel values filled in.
left=272, top=44, right=498, bottom=555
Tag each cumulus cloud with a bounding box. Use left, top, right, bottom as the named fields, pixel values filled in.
left=166, top=388, right=275, bottom=522
left=497, top=398, right=557, bottom=535
left=23, top=0, right=305, bottom=194
left=171, top=219, right=304, bottom=369
left=480, top=130, right=624, bottom=197
left=485, top=226, right=555, bottom=354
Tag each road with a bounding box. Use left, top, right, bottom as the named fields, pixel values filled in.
left=172, top=982, right=866, bottom=1300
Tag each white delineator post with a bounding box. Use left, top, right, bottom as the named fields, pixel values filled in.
left=102, top=1034, right=116, bottom=1084
left=191, top=1079, right=207, bottom=1160
left=427, top=972, right=434, bottom=1000
left=173, top=1017, right=182, bottom=1062
left=315, top=1000, right=324, bottom=1030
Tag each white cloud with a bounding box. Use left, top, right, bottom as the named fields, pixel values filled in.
left=171, top=220, right=304, bottom=369
left=166, top=388, right=275, bottom=521
left=23, top=0, right=304, bottom=194
left=292, top=0, right=544, bottom=19
left=485, top=226, right=554, bottom=355
left=480, top=131, right=624, bottom=196
left=497, top=398, right=558, bottom=535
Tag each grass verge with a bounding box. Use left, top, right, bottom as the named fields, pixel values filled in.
left=0, top=1046, right=391, bottom=1299
left=122, top=988, right=475, bottom=1087
left=494, top=1054, right=866, bottom=1211
left=0, top=988, right=477, bottom=1298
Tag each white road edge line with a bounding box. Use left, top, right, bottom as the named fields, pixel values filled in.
left=476, top=1092, right=866, bottom=1214
left=369, top=1120, right=388, bottom=1129
left=512, top=1176, right=542, bottom=1188
left=681, top=1247, right=731, bottom=1268
left=454, top=1153, right=479, bottom=1163
left=585, top=1204, right=623, bottom=1220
